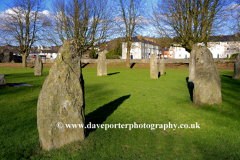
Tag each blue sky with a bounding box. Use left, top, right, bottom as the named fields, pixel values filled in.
left=0, top=0, right=10, bottom=12
left=0, top=0, right=237, bottom=37
left=0, top=0, right=158, bottom=12
left=0, top=0, right=53, bottom=12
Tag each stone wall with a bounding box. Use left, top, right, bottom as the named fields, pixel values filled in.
left=26, top=58, right=235, bottom=64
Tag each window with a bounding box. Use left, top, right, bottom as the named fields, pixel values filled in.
left=227, top=48, right=229, bottom=50
left=179, top=48, right=181, bottom=51
left=179, top=54, right=181, bottom=57
left=227, top=54, right=229, bottom=58
left=217, top=54, right=219, bottom=58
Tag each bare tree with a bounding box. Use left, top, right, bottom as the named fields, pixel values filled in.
left=49, top=0, right=112, bottom=56
left=152, top=0, right=228, bottom=52
left=225, top=1, right=240, bottom=35
left=0, top=0, right=47, bottom=67
left=114, top=0, right=146, bottom=68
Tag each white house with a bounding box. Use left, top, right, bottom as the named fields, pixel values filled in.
left=37, top=46, right=59, bottom=59
left=122, top=36, right=159, bottom=59
left=172, top=46, right=190, bottom=59
left=172, top=34, right=240, bottom=59
left=207, top=41, right=239, bottom=58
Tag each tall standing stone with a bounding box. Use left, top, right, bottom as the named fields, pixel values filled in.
left=4, top=49, right=11, bottom=63
left=97, top=50, right=107, bottom=76
left=34, top=54, right=43, bottom=76
left=0, top=74, right=6, bottom=85
left=189, top=47, right=197, bottom=82
left=159, top=55, right=165, bottom=75
left=233, top=54, right=240, bottom=79
left=37, top=39, right=85, bottom=151
left=191, top=45, right=222, bottom=105
left=150, top=54, right=158, bottom=79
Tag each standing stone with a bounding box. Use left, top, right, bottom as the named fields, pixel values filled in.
left=4, top=49, right=11, bottom=63
left=37, top=39, right=85, bottom=151
left=150, top=54, right=158, bottom=79
left=189, top=47, right=197, bottom=82
left=0, top=74, right=6, bottom=85
left=97, top=50, right=107, bottom=76
left=34, top=54, right=43, bottom=76
left=233, top=54, right=240, bottom=79
left=191, top=45, right=222, bottom=105
left=159, top=55, right=165, bottom=75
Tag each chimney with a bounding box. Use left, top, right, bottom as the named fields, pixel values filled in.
left=220, top=34, right=223, bottom=37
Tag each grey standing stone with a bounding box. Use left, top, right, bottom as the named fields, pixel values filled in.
left=233, top=54, right=240, bottom=79
left=97, top=50, right=107, bottom=76
left=191, top=45, right=222, bottom=105
left=150, top=54, right=158, bottom=79
left=34, top=54, right=43, bottom=76
left=189, top=47, right=197, bottom=82
left=0, top=74, right=6, bottom=85
left=4, top=49, right=11, bottom=63
left=159, top=55, right=165, bottom=75
left=37, top=39, right=85, bottom=151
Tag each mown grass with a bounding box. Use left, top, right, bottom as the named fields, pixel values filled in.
left=0, top=66, right=240, bottom=159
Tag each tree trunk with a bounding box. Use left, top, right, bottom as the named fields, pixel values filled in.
left=22, top=54, right=27, bottom=68
left=126, top=40, right=131, bottom=68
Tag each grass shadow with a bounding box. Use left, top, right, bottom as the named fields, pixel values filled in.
left=85, top=95, right=131, bottom=137
left=130, top=63, right=136, bottom=68
left=158, top=72, right=166, bottom=78
left=107, top=72, right=120, bottom=76
left=222, top=75, right=233, bottom=79
left=186, top=77, right=194, bottom=101
left=81, top=63, right=89, bottom=68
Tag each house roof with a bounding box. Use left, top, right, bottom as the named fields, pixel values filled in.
left=130, top=37, right=158, bottom=45
left=209, top=34, right=240, bottom=42
left=173, top=34, right=240, bottom=43
left=159, top=48, right=169, bottom=51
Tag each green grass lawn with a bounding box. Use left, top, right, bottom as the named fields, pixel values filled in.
left=0, top=66, right=240, bottom=159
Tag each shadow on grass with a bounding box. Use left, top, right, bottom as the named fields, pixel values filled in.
left=107, top=72, right=120, bottom=76
left=186, top=77, right=194, bottom=101
left=130, top=63, right=136, bottom=68
left=222, top=75, right=233, bottom=79
left=85, top=95, right=131, bottom=137
left=82, top=63, right=89, bottom=68
left=158, top=72, right=166, bottom=78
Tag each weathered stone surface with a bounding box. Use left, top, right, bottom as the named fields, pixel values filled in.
left=97, top=50, right=107, bottom=76
left=150, top=54, right=158, bottom=79
left=37, top=39, right=85, bottom=151
left=4, top=49, right=11, bottom=63
left=191, top=45, right=222, bottom=105
left=159, top=55, right=165, bottom=75
left=189, top=47, right=197, bottom=82
left=34, top=55, right=43, bottom=76
left=233, top=54, right=240, bottom=79
left=0, top=74, right=6, bottom=85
